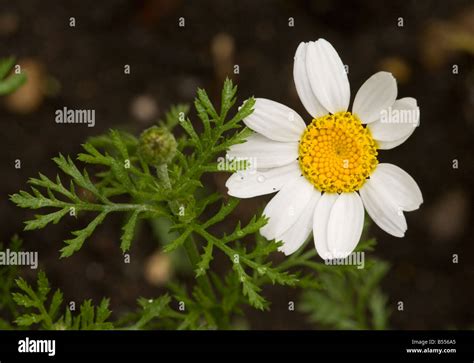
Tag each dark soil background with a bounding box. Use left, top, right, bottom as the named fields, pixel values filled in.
left=0, top=0, right=473, bottom=329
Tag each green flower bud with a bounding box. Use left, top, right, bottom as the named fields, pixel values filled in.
left=138, top=126, right=177, bottom=165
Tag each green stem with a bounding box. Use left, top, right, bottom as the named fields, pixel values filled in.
left=34, top=295, right=53, bottom=329
left=156, top=163, right=216, bottom=303
left=355, top=291, right=369, bottom=329
left=195, top=227, right=267, bottom=272
left=31, top=201, right=165, bottom=215
left=156, top=164, right=171, bottom=189
left=183, top=233, right=216, bottom=301
left=275, top=248, right=317, bottom=271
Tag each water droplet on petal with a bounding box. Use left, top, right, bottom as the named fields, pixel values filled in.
left=257, top=174, right=266, bottom=183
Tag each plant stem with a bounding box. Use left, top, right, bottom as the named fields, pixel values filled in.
left=183, top=233, right=216, bottom=301
left=37, top=298, right=54, bottom=329
left=156, top=164, right=171, bottom=189
left=156, top=162, right=216, bottom=302
left=355, top=292, right=369, bottom=329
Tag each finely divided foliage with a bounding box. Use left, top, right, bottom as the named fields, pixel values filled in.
left=6, top=73, right=390, bottom=329
left=13, top=271, right=113, bottom=330
left=0, top=57, right=26, bottom=95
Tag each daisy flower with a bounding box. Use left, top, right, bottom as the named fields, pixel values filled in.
left=225, top=39, right=423, bottom=259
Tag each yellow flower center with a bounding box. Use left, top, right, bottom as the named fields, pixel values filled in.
left=298, top=111, right=378, bottom=193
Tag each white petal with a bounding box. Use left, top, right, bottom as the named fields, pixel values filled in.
left=243, top=98, right=306, bottom=142
left=293, top=42, right=328, bottom=118
left=227, top=133, right=298, bottom=169
left=306, top=39, right=350, bottom=113
left=260, top=176, right=317, bottom=240
left=277, top=191, right=320, bottom=255
left=327, top=193, right=364, bottom=258
left=352, top=72, right=397, bottom=124
left=313, top=193, right=339, bottom=259
left=369, top=163, right=423, bottom=212
left=375, top=133, right=412, bottom=150
left=359, top=175, right=408, bottom=238
left=369, top=97, right=420, bottom=149
left=226, top=162, right=300, bottom=199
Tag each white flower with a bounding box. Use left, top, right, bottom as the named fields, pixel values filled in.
left=225, top=39, right=423, bottom=259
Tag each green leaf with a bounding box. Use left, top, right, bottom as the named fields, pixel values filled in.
left=24, top=207, right=70, bottom=231
left=369, top=290, right=390, bottom=330
left=53, top=154, right=108, bottom=203
left=220, top=78, right=237, bottom=121
left=163, top=227, right=192, bottom=253
left=37, top=271, right=51, bottom=302
left=120, top=210, right=140, bottom=252
left=0, top=73, right=26, bottom=95
left=356, top=237, right=377, bottom=252
left=10, top=190, right=53, bottom=209
left=233, top=263, right=267, bottom=310
left=87, top=131, right=138, bottom=151
left=264, top=267, right=298, bottom=286
left=12, top=270, right=115, bottom=330
left=202, top=198, right=239, bottom=228
left=48, top=290, right=64, bottom=320
left=15, top=277, right=36, bottom=301
left=194, top=98, right=211, bottom=139
left=220, top=274, right=241, bottom=313
left=195, top=193, right=221, bottom=216
left=246, top=238, right=280, bottom=259
left=197, top=88, right=219, bottom=121
left=0, top=57, right=26, bottom=95
left=213, top=127, right=254, bottom=153
left=195, top=242, right=213, bottom=277
left=224, top=97, right=255, bottom=131
left=0, top=57, right=15, bottom=79
left=13, top=142, right=166, bottom=258
left=96, top=298, right=112, bottom=324
left=12, top=272, right=54, bottom=328
left=110, top=130, right=130, bottom=160
left=60, top=212, right=108, bottom=258
left=11, top=292, right=37, bottom=308
left=180, top=118, right=200, bottom=146
left=177, top=311, right=200, bottom=330
left=159, top=104, right=190, bottom=130
left=299, top=256, right=391, bottom=330
left=132, top=295, right=171, bottom=329
left=223, top=215, right=268, bottom=243
left=78, top=143, right=112, bottom=165
left=29, top=173, right=79, bottom=202
left=79, top=300, right=95, bottom=329
left=15, top=314, right=44, bottom=327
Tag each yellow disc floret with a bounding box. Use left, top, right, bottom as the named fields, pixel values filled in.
left=298, top=111, right=378, bottom=193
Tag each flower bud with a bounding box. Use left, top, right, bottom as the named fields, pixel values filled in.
left=138, top=126, right=177, bottom=165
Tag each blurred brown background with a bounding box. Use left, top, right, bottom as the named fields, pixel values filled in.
left=0, top=0, right=473, bottom=329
